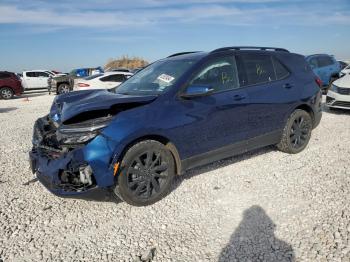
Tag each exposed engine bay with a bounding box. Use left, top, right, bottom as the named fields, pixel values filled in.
left=30, top=89, right=157, bottom=193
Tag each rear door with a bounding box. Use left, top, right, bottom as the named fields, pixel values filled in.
left=36, top=71, right=50, bottom=88
left=235, top=53, right=298, bottom=139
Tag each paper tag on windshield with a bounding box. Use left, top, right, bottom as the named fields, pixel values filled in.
left=157, top=74, right=175, bottom=84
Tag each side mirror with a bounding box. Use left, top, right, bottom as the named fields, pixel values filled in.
left=181, top=85, right=214, bottom=98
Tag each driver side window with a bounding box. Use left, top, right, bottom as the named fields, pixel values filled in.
left=190, top=56, right=239, bottom=92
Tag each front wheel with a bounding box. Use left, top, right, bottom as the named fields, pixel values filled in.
left=277, top=109, right=313, bottom=154
left=57, top=83, right=70, bottom=94
left=0, top=87, right=14, bottom=99
left=114, top=140, right=175, bottom=206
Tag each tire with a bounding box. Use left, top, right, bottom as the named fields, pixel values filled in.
left=113, top=140, right=175, bottom=206
left=57, top=83, right=70, bottom=94
left=0, top=87, right=14, bottom=99
left=277, top=109, right=313, bottom=154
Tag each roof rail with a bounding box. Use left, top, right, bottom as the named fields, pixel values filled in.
left=211, top=46, right=289, bottom=53
left=167, top=51, right=200, bottom=58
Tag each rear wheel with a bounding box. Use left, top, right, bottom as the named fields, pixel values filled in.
left=57, top=83, right=70, bottom=94
left=277, top=109, right=313, bottom=154
left=114, top=140, right=175, bottom=206
left=0, top=87, right=14, bottom=99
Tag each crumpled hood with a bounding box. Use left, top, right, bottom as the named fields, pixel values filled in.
left=50, top=89, right=157, bottom=124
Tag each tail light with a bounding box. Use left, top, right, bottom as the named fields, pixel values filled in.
left=315, top=77, right=322, bottom=88
left=78, top=83, right=90, bottom=87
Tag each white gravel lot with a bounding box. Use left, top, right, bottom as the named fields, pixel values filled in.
left=0, top=91, right=349, bottom=262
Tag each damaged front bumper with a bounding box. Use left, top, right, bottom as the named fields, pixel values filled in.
left=29, top=116, right=119, bottom=197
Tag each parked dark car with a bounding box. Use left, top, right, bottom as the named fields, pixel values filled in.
left=30, top=47, right=322, bottom=206
left=0, top=71, right=23, bottom=99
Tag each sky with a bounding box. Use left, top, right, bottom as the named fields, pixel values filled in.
left=0, top=0, right=349, bottom=73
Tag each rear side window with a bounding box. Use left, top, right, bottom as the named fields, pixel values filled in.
left=37, top=72, right=49, bottom=77
left=236, top=54, right=290, bottom=86
left=272, top=57, right=290, bottom=80
left=0, top=72, right=11, bottom=79
left=26, top=72, right=37, bottom=77
left=317, top=56, right=334, bottom=67
left=236, top=54, right=275, bottom=86
left=309, top=57, right=318, bottom=68
left=100, top=74, right=126, bottom=82
left=84, top=73, right=103, bottom=80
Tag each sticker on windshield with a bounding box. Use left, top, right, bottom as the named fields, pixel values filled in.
left=157, top=74, right=175, bottom=84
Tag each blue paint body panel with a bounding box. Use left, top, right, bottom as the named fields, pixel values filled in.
left=29, top=50, right=322, bottom=197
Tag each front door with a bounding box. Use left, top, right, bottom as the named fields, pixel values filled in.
left=168, top=55, right=250, bottom=159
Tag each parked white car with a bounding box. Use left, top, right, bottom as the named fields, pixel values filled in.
left=340, top=64, right=350, bottom=77
left=21, top=70, right=64, bottom=90
left=326, top=74, right=350, bottom=110
left=73, top=71, right=133, bottom=91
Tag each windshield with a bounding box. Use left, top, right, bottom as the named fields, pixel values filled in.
left=114, top=58, right=199, bottom=95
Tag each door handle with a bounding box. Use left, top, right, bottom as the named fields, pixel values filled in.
left=283, top=83, right=293, bottom=89
left=233, top=94, right=246, bottom=101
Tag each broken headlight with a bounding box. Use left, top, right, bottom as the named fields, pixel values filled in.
left=57, top=117, right=111, bottom=145
left=60, top=132, right=98, bottom=144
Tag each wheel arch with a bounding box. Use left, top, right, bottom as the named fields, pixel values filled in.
left=294, top=104, right=315, bottom=124
left=116, top=134, right=182, bottom=176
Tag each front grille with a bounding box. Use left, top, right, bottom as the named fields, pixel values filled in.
left=333, top=101, right=350, bottom=108
left=337, top=87, right=350, bottom=95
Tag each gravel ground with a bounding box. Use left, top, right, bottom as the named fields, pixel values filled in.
left=0, top=91, right=349, bottom=262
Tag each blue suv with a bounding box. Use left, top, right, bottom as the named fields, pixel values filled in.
left=306, top=54, right=341, bottom=91
left=30, top=47, right=322, bottom=206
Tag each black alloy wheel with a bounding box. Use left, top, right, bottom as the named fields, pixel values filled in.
left=115, top=140, right=175, bottom=206
left=277, top=109, right=313, bottom=154
left=289, top=115, right=311, bottom=149
left=127, top=150, right=169, bottom=199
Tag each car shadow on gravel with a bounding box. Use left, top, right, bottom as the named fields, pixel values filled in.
left=218, top=205, right=295, bottom=262
left=12, top=90, right=49, bottom=100
left=0, top=107, right=17, bottom=113
left=65, top=189, right=122, bottom=204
